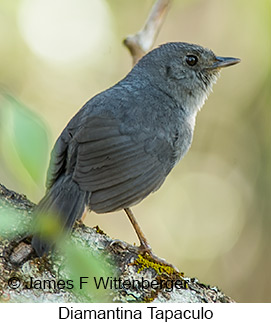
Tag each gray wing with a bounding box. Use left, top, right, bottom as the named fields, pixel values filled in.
left=45, top=129, right=71, bottom=190
left=72, top=115, right=174, bottom=213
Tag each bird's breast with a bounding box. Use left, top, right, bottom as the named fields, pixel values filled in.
left=172, top=115, right=195, bottom=166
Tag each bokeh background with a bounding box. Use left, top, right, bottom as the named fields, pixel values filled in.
left=0, top=0, right=270, bottom=302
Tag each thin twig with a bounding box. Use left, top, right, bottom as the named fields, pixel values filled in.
left=124, top=0, right=172, bottom=65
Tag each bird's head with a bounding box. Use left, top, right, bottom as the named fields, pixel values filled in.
left=136, top=42, right=240, bottom=115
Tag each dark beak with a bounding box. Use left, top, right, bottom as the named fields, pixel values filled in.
left=212, top=56, right=241, bottom=69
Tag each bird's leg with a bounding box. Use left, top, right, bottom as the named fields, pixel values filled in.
left=77, top=205, right=89, bottom=224
left=124, top=208, right=178, bottom=271
left=124, top=208, right=152, bottom=253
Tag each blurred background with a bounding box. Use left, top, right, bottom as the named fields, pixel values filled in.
left=0, top=0, right=270, bottom=302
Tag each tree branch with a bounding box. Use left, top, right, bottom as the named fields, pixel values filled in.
left=0, top=184, right=234, bottom=302
left=124, top=0, right=172, bottom=65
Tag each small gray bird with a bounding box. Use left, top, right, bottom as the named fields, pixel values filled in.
left=32, top=42, right=240, bottom=257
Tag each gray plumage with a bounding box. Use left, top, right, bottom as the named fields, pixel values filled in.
left=32, top=42, right=240, bottom=256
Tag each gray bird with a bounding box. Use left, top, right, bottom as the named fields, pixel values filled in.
left=32, top=42, right=240, bottom=257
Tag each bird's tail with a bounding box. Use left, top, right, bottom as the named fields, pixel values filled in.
left=31, top=175, right=88, bottom=256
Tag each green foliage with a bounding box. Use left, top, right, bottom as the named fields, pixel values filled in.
left=61, top=239, right=114, bottom=302
left=0, top=94, right=49, bottom=189
left=0, top=203, right=31, bottom=238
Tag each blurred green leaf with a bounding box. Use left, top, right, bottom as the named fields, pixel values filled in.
left=0, top=202, right=31, bottom=238
left=61, top=239, right=114, bottom=302
left=0, top=95, right=49, bottom=187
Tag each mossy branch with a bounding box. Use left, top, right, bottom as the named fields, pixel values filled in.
left=0, top=183, right=234, bottom=303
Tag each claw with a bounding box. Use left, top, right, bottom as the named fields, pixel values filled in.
left=109, top=239, right=129, bottom=250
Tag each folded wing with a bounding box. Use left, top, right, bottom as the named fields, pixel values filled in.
left=72, top=115, right=173, bottom=213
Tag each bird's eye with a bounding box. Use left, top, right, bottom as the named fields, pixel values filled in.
left=186, top=55, right=198, bottom=66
